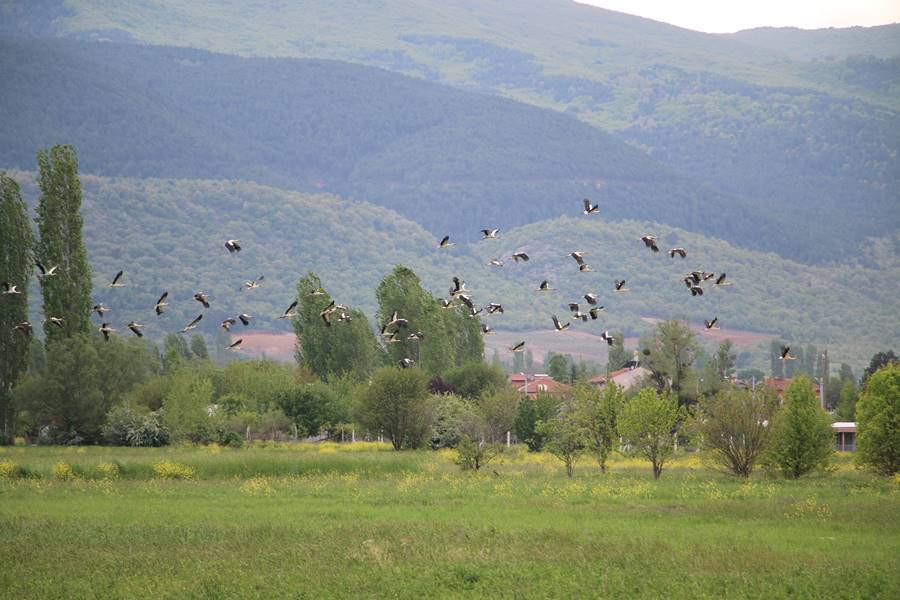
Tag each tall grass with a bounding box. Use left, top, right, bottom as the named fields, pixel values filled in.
left=1, top=445, right=897, bottom=598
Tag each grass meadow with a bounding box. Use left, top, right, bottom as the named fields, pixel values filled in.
left=1, top=443, right=898, bottom=599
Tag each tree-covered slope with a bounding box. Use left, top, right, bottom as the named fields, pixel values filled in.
left=1, top=37, right=797, bottom=258
left=8, top=172, right=898, bottom=370
left=2, top=3, right=897, bottom=265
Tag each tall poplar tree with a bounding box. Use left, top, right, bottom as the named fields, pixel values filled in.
left=35, top=145, right=92, bottom=341
left=375, top=265, right=483, bottom=376
left=293, top=272, right=383, bottom=381
left=0, top=173, right=34, bottom=442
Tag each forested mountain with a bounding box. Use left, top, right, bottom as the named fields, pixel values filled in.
left=1, top=1, right=898, bottom=267
left=8, top=171, right=898, bottom=370
left=0, top=38, right=785, bottom=255
left=2, top=37, right=896, bottom=265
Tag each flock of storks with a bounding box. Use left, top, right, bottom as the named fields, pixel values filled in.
left=3, top=197, right=800, bottom=366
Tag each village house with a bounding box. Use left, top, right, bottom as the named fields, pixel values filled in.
left=508, top=373, right=572, bottom=397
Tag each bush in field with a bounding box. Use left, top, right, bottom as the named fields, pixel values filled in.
left=536, top=403, right=586, bottom=477
left=573, top=382, right=623, bottom=473
left=856, top=363, right=900, bottom=476
left=429, top=394, right=479, bottom=449
left=514, top=392, right=559, bottom=451
left=455, top=434, right=504, bottom=471
left=699, top=387, right=777, bottom=477
left=618, top=388, right=682, bottom=479
left=102, top=405, right=169, bottom=447
left=767, top=375, right=833, bottom=478
left=354, top=366, right=431, bottom=450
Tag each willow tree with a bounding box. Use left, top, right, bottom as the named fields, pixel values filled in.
left=0, top=173, right=34, bottom=442
left=293, top=272, right=383, bottom=381
left=375, top=265, right=483, bottom=376
left=35, top=145, right=92, bottom=342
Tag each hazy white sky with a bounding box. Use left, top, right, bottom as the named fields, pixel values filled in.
left=576, top=0, right=900, bottom=33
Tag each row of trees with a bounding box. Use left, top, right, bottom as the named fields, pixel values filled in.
left=1, top=146, right=94, bottom=442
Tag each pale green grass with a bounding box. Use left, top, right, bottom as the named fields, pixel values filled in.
left=1, top=446, right=898, bottom=599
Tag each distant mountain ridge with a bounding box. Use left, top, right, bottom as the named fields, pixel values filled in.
left=728, top=24, right=900, bottom=60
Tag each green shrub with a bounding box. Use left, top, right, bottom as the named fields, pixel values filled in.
left=429, top=394, right=479, bottom=449
left=856, top=363, right=900, bottom=476
left=103, top=405, right=170, bottom=447
left=455, top=435, right=503, bottom=471
left=617, top=388, right=682, bottom=480
left=767, top=375, right=833, bottom=478
left=354, top=366, right=431, bottom=450
left=513, top=392, right=559, bottom=451
left=218, top=430, right=244, bottom=448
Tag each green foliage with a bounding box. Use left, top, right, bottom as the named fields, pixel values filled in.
left=699, top=387, right=777, bottom=477
left=376, top=266, right=483, bottom=376
left=428, top=394, right=479, bottom=450
left=640, top=320, right=701, bottom=406
left=293, top=272, right=384, bottom=382
left=606, top=332, right=628, bottom=372
left=536, top=402, right=587, bottom=477
left=770, top=340, right=784, bottom=378
left=617, top=388, right=682, bottom=479
left=454, top=433, right=503, bottom=471
left=513, top=392, right=559, bottom=452
left=862, top=351, right=897, bottom=384
left=547, top=354, right=568, bottom=382
left=0, top=172, right=33, bottom=442
left=573, top=382, right=624, bottom=473
left=276, top=382, right=338, bottom=437
left=34, top=336, right=109, bottom=442
left=162, top=368, right=215, bottom=443
left=102, top=404, right=169, bottom=447
left=855, top=363, right=900, bottom=476
left=217, top=360, right=294, bottom=414
left=476, top=386, right=520, bottom=444
left=835, top=379, right=859, bottom=421
left=700, top=339, right=737, bottom=398
left=35, top=145, right=92, bottom=341
left=354, top=366, right=431, bottom=450
left=189, top=335, right=209, bottom=360
left=442, top=363, right=506, bottom=400
left=767, top=375, right=833, bottom=478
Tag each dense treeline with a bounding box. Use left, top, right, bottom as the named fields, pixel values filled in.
left=1, top=37, right=888, bottom=263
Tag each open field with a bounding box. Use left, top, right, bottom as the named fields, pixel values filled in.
left=1, top=444, right=898, bottom=599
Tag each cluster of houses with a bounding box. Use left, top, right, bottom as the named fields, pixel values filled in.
left=505, top=358, right=855, bottom=452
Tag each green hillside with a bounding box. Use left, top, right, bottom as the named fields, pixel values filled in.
left=1, top=2, right=897, bottom=267
left=8, top=172, right=898, bottom=370
left=0, top=38, right=796, bottom=258
left=1, top=37, right=894, bottom=264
